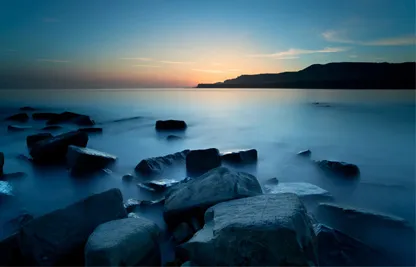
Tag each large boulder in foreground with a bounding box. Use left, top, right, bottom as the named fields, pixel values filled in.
left=5, top=113, right=29, bottom=122
left=316, top=160, right=360, bottom=177
left=18, top=188, right=127, bottom=266
left=135, top=150, right=189, bottom=176
left=67, top=145, right=117, bottom=176
left=264, top=182, right=332, bottom=200
left=30, top=131, right=88, bottom=164
left=155, top=120, right=187, bottom=131
left=85, top=218, right=160, bottom=266
left=164, top=167, right=262, bottom=227
left=185, top=148, right=221, bottom=174
left=47, top=111, right=95, bottom=126
left=26, top=133, right=53, bottom=149
left=179, top=193, right=317, bottom=266
left=221, top=149, right=258, bottom=164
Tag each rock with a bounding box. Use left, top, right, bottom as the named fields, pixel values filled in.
left=2, top=172, right=27, bottom=179
left=0, top=181, right=13, bottom=196
left=313, top=223, right=392, bottom=266
left=140, top=179, right=180, bottom=192
left=26, top=133, right=53, bottom=148
left=155, top=120, right=187, bottom=131
left=32, top=112, right=59, bottom=120
left=30, top=131, right=88, bottom=164
left=46, top=111, right=95, bottom=126
left=316, top=160, right=360, bottom=177
left=164, top=167, right=262, bottom=227
left=0, top=234, right=25, bottom=266
left=135, top=150, right=189, bottom=176
left=122, top=174, right=134, bottom=181
left=167, top=135, right=182, bottom=141
left=0, top=152, right=3, bottom=177
left=124, top=198, right=165, bottom=213
left=179, top=193, right=317, bottom=266
left=297, top=149, right=312, bottom=157
left=221, top=149, right=258, bottom=164
left=137, top=182, right=157, bottom=192
left=5, top=113, right=29, bottom=122
left=264, top=182, right=332, bottom=200
left=18, top=188, right=127, bottom=266
left=7, top=125, right=32, bottom=132
left=181, top=261, right=197, bottom=267
left=173, top=222, right=194, bottom=243
left=127, top=212, right=141, bottom=218
left=42, top=125, right=62, bottom=131
left=66, top=145, right=117, bottom=176
left=316, top=203, right=415, bottom=266
left=78, top=127, right=103, bottom=133
left=264, top=177, right=279, bottom=184
left=185, top=148, right=221, bottom=174
left=3, top=212, right=34, bottom=235
left=189, top=217, right=202, bottom=233
left=20, top=106, right=36, bottom=111
left=85, top=218, right=161, bottom=267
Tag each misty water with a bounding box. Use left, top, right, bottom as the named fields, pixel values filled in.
left=0, top=89, right=415, bottom=264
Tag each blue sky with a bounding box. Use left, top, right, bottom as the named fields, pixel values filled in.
left=0, top=0, right=415, bottom=88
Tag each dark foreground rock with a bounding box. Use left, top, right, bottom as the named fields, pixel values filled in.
left=124, top=198, right=165, bottom=213
left=221, top=149, right=258, bottom=164
left=66, top=145, right=116, bottom=176
left=7, top=125, right=32, bottom=132
left=30, top=131, right=88, bottom=164
left=164, top=167, right=262, bottom=227
left=41, top=125, right=62, bottom=131
left=0, top=152, right=3, bottom=177
left=314, top=223, right=392, bottom=266
left=298, top=149, right=312, bottom=157
left=5, top=113, right=29, bottom=122
left=0, top=234, right=25, bottom=266
left=185, top=148, right=221, bottom=174
left=179, top=193, right=317, bottom=266
left=18, top=188, right=127, bottom=266
left=135, top=150, right=189, bottom=176
left=85, top=218, right=160, bottom=266
left=155, top=120, right=187, bottom=131
left=32, top=112, right=59, bottom=120
left=264, top=182, right=332, bottom=200
left=26, top=133, right=53, bottom=149
left=316, top=160, right=360, bottom=177
left=47, top=112, right=95, bottom=126
left=78, top=127, right=103, bottom=133
left=173, top=222, right=194, bottom=244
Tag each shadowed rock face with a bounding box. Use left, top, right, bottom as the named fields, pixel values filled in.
left=185, top=148, right=221, bottom=174
left=32, top=112, right=59, bottom=120
left=135, top=150, right=189, bottom=176
left=66, top=145, right=117, bottom=176
left=316, top=160, right=360, bottom=177
left=20, top=106, right=36, bottom=111
left=46, top=112, right=95, bottom=126
left=26, top=133, right=53, bottom=149
left=221, top=149, right=258, bottom=164
left=5, top=113, right=29, bottom=122
left=155, top=120, right=187, bottom=131
left=7, top=125, right=32, bottom=132
left=78, top=127, right=103, bottom=133
left=41, top=125, right=62, bottom=131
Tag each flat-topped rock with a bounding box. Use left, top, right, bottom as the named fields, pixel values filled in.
left=5, top=113, right=29, bottom=122
left=264, top=182, right=332, bottom=200
left=8, top=125, right=32, bottom=132
left=155, top=120, right=187, bottom=131
left=135, top=150, right=189, bottom=176
left=221, top=149, right=258, bottom=164
left=316, top=160, right=360, bottom=177
left=66, top=145, right=117, bottom=176
left=180, top=193, right=317, bottom=266
left=185, top=148, right=221, bottom=174
left=47, top=111, right=95, bottom=126
left=26, top=133, right=53, bottom=148
left=85, top=218, right=161, bottom=267
left=164, top=167, right=262, bottom=227
left=30, top=131, right=88, bottom=164
left=18, top=188, right=127, bottom=266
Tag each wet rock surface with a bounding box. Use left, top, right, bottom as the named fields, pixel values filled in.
left=264, top=182, right=332, bottom=200
left=185, top=148, right=221, bottom=174
left=26, top=133, right=53, bottom=148
left=221, top=149, right=258, bottom=164
left=66, top=145, right=117, bottom=176
left=135, top=150, right=189, bottom=176
left=316, top=160, right=360, bottom=177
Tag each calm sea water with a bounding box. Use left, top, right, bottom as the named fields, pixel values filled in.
left=0, top=88, right=415, bottom=261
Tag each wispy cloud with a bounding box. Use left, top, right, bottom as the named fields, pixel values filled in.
left=248, top=47, right=347, bottom=59
left=363, top=36, right=416, bottom=46
left=37, top=59, right=69, bottom=63
left=192, top=69, right=225, bottom=73
left=323, top=30, right=416, bottom=46
left=121, top=57, right=153, bottom=61
left=132, top=64, right=160, bottom=68
left=322, top=30, right=355, bottom=44
left=42, top=17, right=59, bottom=23
left=160, top=60, right=194, bottom=64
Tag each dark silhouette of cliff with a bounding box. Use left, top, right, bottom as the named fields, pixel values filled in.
left=197, top=62, right=416, bottom=89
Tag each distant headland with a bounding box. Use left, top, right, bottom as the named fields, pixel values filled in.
left=196, top=62, right=416, bottom=89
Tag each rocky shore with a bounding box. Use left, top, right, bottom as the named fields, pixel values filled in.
left=1, top=107, right=415, bottom=266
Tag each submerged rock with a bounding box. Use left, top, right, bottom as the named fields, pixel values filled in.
left=179, top=193, right=317, bottom=266
left=264, top=177, right=279, bottom=184
left=135, top=150, right=189, bottom=176
left=32, top=112, right=59, bottom=120
left=264, top=182, right=332, bottom=200
left=316, top=160, right=360, bottom=177
left=30, top=131, right=88, bottom=164
left=20, top=106, right=36, bottom=111
left=78, top=127, right=103, bottom=133
left=85, top=218, right=161, bottom=267
left=297, top=149, right=312, bottom=157
left=221, top=149, right=258, bottom=164
left=122, top=174, right=134, bottom=182
left=5, top=113, right=29, bottom=122
left=46, top=111, right=95, bottom=126
left=7, top=125, right=32, bottom=132
left=26, top=133, right=53, bottom=148
left=41, top=125, right=62, bottom=131
left=18, top=188, right=127, bottom=266
left=173, top=222, right=194, bottom=244
left=164, top=167, right=262, bottom=227
left=0, top=152, right=3, bottom=177
left=140, top=179, right=180, bottom=192
left=166, top=135, right=182, bottom=141
left=66, top=145, right=116, bottom=176
left=155, top=120, right=187, bottom=131
left=185, top=148, right=221, bottom=174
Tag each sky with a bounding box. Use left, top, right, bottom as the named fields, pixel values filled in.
left=0, top=0, right=415, bottom=88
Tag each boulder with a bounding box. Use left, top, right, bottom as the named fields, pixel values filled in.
left=7, top=125, right=32, bottom=132
left=264, top=182, right=332, bottom=200
left=30, top=131, right=88, bottom=164
left=122, top=174, right=134, bottom=181
left=173, top=222, right=194, bottom=244
left=221, top=149, right=258, bottom=164
left=32, top=112, right=59, bottom=120
left=264, top=177, right=279, bottom=184
left=140, top=179, right=180, bottom=192
left=26, top=133, right=53, bottom=148
left=0, top=234, right=25, bottom=266
left=185, top=148, right=221, bottom=174
left=313, top=223, right=392, bottom=266
left=167, top=135, right=182, bottom=141
left=164, top=167, right=262, bottom=227
left=137, top=182, right=157, bottom=192
left=66, top=145, right=116, bottom=176
left=127, top=212, right=141, bottom=219
left=0, top=181, right=12, bottom=196
left=20, top=106, right=36, bottom=111
left=78, top=127, right=103, bottom=133
left=124, top=198, right=165, bottom=213
left=18, top=188, right=127, bottom=266
left=46, top=111, right=95, bottom=126
left=42, top=125, right=62, bottom=131
left=155, top=120, right=187, bottom=131
left=5, top=113, right=29, bottom=122
left=85, top=218, right=161, bottom=267
left=297, top=149, right=312, bottom=157
left=179, top=193, right=317, bottom=266
left=316, top=160, right=360, bottom=177
left=0, top=152, right=3, bottom=177
left=135, top=150, right=189, bottom=176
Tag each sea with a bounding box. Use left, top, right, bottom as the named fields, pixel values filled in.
left=0, top=88, right=415, bottom=264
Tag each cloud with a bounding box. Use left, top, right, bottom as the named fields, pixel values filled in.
left=192, top=69, right=225, bottom=73
left=322, top=30, right=355, bottom=44
left=132, top=64, right=160, bottom=68
left=248, top=47, right=347, bottom=59
left=37, top=59, right=69, bottom=63
left=160, top=60, right=194, bottom=64
left=42, top=17, right=59, bottom=23
left=323, top=30, right=416, bottom=46
left=120, top=57, right=153, bottom=61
